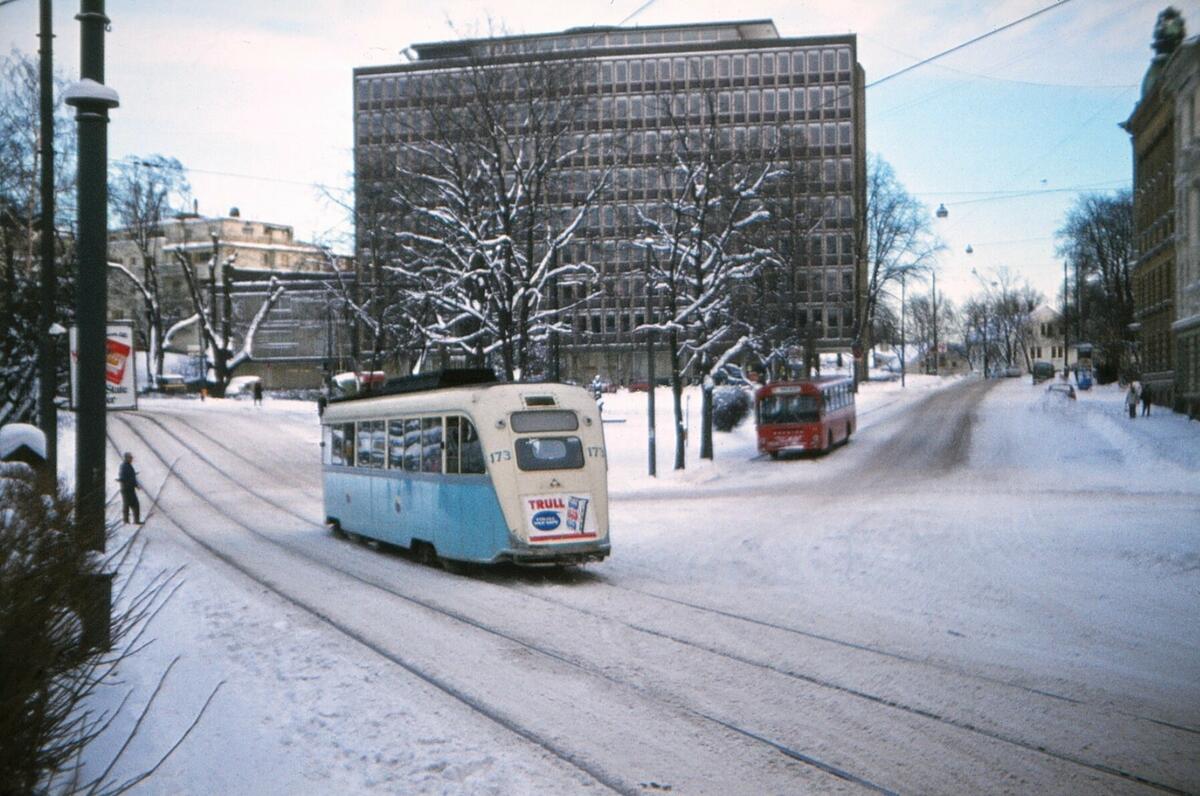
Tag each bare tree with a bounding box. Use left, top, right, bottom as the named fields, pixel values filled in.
left=108, top=155, right=191, bottom=389
left=167, top=247, right=284, bottom=396
left=638, top=87, right=780, bottom=467
left=905, top=292, right=958, bottom=373
left=376, top=48, right=605, bottom=380
left=863, top=155, right=942, bottom=360
left=1055, top=190, right=1134, bottom=379
left=0, top=49, right=75, bottom=426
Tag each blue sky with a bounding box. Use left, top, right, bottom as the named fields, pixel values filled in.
left=4, top=0, right=1197, bottom=306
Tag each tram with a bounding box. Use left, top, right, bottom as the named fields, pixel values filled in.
left=320, top=369, right=610, bottom=566
left=755, top=377, right=856, bottom=458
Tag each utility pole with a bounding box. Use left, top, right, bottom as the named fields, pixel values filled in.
left=37, top=0, right=58, bottom=483
left=931, top=270, right=939, bottom=376
left=1063, top=259, right=1070, bottom=378
left=64, top=0, right=117, bottom=649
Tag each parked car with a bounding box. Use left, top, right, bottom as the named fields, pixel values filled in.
left=1031, top=361, right=1054, bottom=384
left=1046, top=382, right=1076, bottom=400
left=1004, top=366, right=1022, bottom=378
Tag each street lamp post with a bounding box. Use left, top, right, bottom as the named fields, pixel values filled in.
left=64, top=0, right=117, bottom=649
left=899, top=273, right=906, bottom=388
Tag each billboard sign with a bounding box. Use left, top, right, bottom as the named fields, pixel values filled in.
left=70, top=322, right=138, bottom=410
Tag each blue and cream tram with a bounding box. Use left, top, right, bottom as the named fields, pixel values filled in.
left=320, top=370, right=610, bottom=566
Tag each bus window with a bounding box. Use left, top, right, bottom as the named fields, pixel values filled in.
left=388, top=419, right=405, bottom=469
left=422, top=417, right=443, bottom=473
left=461, top=418, right=485, bottom=473
left=514, top=437, right=584, bottom=471
left=445, top=416, right=461, bottom=474
left=403, top=418, right=422, bottom=471
left=759, top=394, right=819, bottom=424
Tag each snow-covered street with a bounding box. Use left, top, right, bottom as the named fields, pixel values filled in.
left=79, top=377, right=1199, bottom=794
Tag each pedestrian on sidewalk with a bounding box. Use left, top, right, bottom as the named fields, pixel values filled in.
left=1125, top=383, right=1139, bottom=419
left=253, top=380, right=264, bottom=407
left=117, top=451, right=143, bottom=524
left=1141, top=385, right=1152, bottom=417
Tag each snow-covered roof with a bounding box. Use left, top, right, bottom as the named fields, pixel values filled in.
left=0, top=423, right=46, bottom=461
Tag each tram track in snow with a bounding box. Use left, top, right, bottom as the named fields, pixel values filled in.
left=117, top=408, right=1196, bottom=795
left=111, top=411, right=901, bottom=795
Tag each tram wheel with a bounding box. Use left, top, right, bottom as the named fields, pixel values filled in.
left=414, top=541, right=439, bottom=568
left=328, top=519, right=347, bottom=539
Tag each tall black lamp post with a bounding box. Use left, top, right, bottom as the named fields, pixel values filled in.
left=64, top=0, right=117, bottom=649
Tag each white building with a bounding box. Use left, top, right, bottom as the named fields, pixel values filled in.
left=1025, top=304, right=1076, bottom=375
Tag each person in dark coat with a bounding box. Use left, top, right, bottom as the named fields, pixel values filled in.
left=117, top=452, right=143, bottom=524
left=1141, top=385, right=1152, bottom=417
left=252, top=380, right=264, bottom=406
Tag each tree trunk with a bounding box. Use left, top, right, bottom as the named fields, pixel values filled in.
left=700, top=380, right=713, bottom=460
left=671, top=330, right=685, bottom=471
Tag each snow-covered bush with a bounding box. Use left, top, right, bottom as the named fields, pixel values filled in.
left=0, top=464, right=205, bottom=792
left=712, top=386, right=752, bottom=432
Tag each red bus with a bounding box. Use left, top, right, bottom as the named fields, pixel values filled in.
left=755, top=377, right=856, bottom=458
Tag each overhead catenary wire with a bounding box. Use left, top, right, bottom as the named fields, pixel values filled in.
left=865, top=0, right=1074, bottom=89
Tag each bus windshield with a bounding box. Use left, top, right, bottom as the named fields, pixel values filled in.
left=759, top=394, right=820, bottom=425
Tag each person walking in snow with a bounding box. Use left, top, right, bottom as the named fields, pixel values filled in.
left=1141, top=385, right=1152, bottom=417
left=117, top=451, right=143, bottom=524
left=253, top=380, right=264, bottom=407
left=1125, top=383, right=1139, bottom=419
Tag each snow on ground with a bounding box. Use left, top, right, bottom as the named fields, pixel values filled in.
left=602, top=372, right=956, bottom=498
left=57, top=374, right=1200, bottom=792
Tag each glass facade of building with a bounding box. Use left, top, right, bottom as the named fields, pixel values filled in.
left=354, top=20, right=866, bottom=381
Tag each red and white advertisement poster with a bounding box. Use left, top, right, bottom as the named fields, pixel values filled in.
left=522, top=493, right=597, bottom=543
left=70, top=322, right=138, bottom=410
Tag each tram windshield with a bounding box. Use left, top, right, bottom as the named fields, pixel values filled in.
left=514, top=437, right=585, bottom=470
left=758, top=394, right=820, bottom=425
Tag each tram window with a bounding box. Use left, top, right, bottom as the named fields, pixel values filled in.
left=511, top=409, right=578, bottom=432
left=370, top=420, right=387, bottom=468
left=445, top=416, right=461, bottom=474
left=461, top=419, right=485, bottom=474
left=329, top=426, right=344, bottom=465
left=514, top=437, right=584, bottom=471
left=388, top=419, right=405, bottom=469
left=403, top=418, right=422, bottom=471
left=341, top=423, right=355, bottom=465
left=422, top=417, right=443, bottom=473
left=356, top=422, right=373, bottom=467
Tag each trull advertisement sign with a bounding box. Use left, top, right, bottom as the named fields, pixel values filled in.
left=522, top=493, right=597, bottom=543
left=70, top=322, right=138, bottom=410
